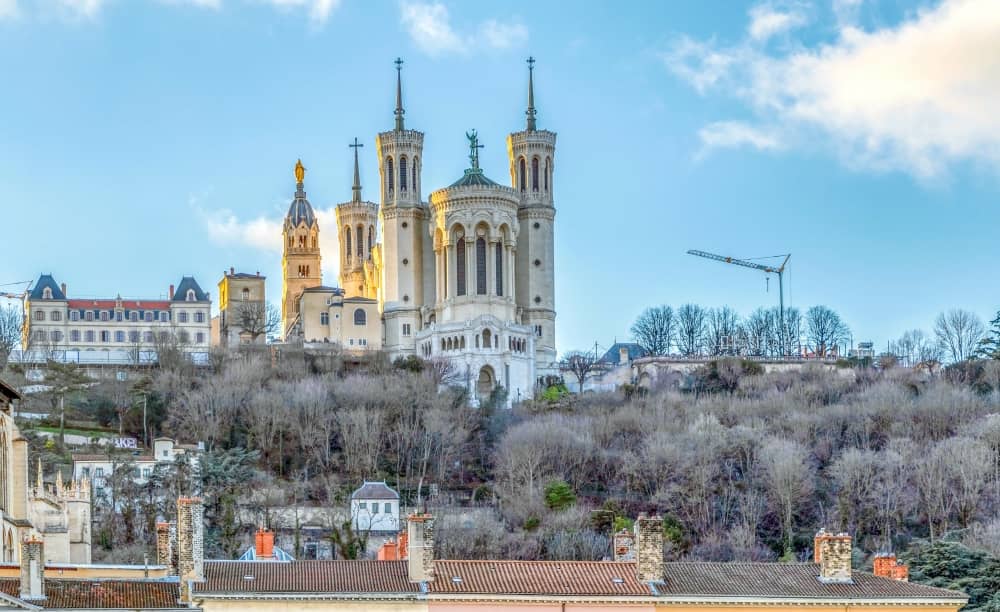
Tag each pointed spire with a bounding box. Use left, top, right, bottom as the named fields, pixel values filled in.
left=526, top=56, right=537, bottom=131
left=349, top=138, right=364, bottom=202
left=394, top=57, right=405, bottom=131
left=36, top=458, right=42, bottom=492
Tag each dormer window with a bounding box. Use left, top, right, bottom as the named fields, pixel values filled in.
left=186, top=289, right=196, bottom=302
left=42, top=287, right=52, bottom=300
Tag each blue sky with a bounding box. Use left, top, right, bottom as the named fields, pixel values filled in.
left=1, top=0, right=998, bottom=355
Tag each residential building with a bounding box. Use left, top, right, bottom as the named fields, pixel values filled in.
left=22, top=274, right=212, bottom=360
left=350, top=481, right=400, bottom=532
left=72, top=437, right=199, bottom=497
left=216, top=268, right=267, bottom=347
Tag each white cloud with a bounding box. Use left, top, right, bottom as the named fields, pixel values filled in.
left=158, top=0, right=223, bottom=9
left=57, top=0, right=107, bottom=19
left=400, top=1, right=528, bottom=56
left=698, top=121, right=783, bottom=155
left=259, top=0, right=341, bottom=25
left=665, top=0, right=1000, bottom=179
left=748, top=2, right=808, bottom=41
left=0, top=0, right=19, bottom=19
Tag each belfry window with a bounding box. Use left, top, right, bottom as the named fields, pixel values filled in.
left=456, top=238, right=466, bottom=296
left=412, top=156, right=418, bottom=194
left=345, top=228, right=352, bottom=258
left=386, top=157, right=395, bottom=193
left=545, top=158, right=550, bottom=192
left=532, top=157, right=539, bottom=192
left=495, top=242, right=503, bottom=297
left=354, top=309, right=367, bottom=326
left=518, top=158, right=526, bottom=192
left=356, top=226, right=363, bottom=262
left=399, top=156, right=408, bottom=191
left=476, top=238, right=487, bottom=295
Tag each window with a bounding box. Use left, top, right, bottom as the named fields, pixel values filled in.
left=142, top=468, right=151, bottom=479
left=359, top=502, right=367, bottom=510
left=178, top=331, right=190, bottom=344
left=320, top=312, right=329, bottom=325
left=70, top=330, right=80, bottom=342
left=412, top=156, right=419, bottom=194
left=114, top=311, right=121, bottom=322
left=144, top=311, right=153, bottom=322
left=161, top=311, right=170, bottom=322
left=95, top=467, right=104, bottom=478
left=402, top=323, right=411, bottom=337
left=85, top=311, right=94, bottom=322
left=532, top=157, right=539, bottom=191
left=178, top=312, right=189, bottom=323
left=495, top=242, right=503, bottom=296
left=241, top=288, right=250, bottom=301
left=535, top=325, right=543, bottom=337
left=384, top=502, right=391, bottom=513
left=196, top=332, right=205, bottom=344
left=386, top=157, right=394, bottom=192
left=368, top=226, right=374, bottom=257
left=51, top=331, right=63, bottom=342
left=372, top=503, right=380, bottom=514
left=194, top=312, right=205, bottom=323
left=355, top=226, right=363, bottom=261
left=399, top=156, right=408, bottom=190
left=345, top=227, right=352, bottom=258
left=545, top=157, right=551, bottom=192
left=129, top=311, right=138, bottom=321
left=476, top=237, right=487, bottom=295
left=143, top=332, right=154, bottom=343
left=33, top=310, right=45, bottom=321
left=100, top=330, right=111, bottom=343
left=186, top=289, right=196, bottom=302
left=50, top=311, right=61, bottom=322
left=70, top=311, right=79, bottom=322
left=158, top=331, right=169, bottom=342
left=518, top=157, right=526, bottom=191
left=33, top=330, right=47, bottom=342
left=128, top=331, right=139, bottom=343
left=456, top=237, right=466, bottom=296
left=42, top=287, right=52, bottom=300
left=354, top=309, right=366, bottom=326
left=115, top=331, right=125, bottom=343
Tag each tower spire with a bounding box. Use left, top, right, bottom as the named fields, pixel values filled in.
left=394, top=57, right=405, bottom=131
left=349, top=138, right=364, bottom=202
left=526, top=56, right=537, bottom=131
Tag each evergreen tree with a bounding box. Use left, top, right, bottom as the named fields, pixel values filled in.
left=978, top=310, right=1000, bottom=360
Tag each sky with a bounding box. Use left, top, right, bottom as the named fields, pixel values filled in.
left=1, top=0, right=998, bottom=355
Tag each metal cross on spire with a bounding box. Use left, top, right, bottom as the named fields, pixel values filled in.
left=466, top=130, right=483, bottom=171
left=394, top=57, right=405, bottom=131
left=526, top=56, right=537, bottom=131
left=349, top=137, right=363, bottom=202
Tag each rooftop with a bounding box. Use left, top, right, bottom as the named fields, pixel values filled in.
left=0, top=578, right=181, bottom=609
left=351, top=481, right=399, bottom=500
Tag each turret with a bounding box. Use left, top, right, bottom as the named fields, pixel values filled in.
left=507, top=57, right=557, bottom=376
left=281, top=160, right=323, bottom=339
left=337, top=139, right=379, bottom=299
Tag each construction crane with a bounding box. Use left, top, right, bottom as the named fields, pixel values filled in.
left=686, top=250, right=791, bottom=327
left=0, top=281, right=32, bottom=300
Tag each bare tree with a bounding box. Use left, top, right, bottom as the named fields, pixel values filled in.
left=805, top=305, right=849, bottom=357
left=426, top=357, right=462, bottom=387
left=741, top=308, right=772, bottom=357
left=0, top=305, right=21, bottom=368
left=760, top=437, right=813, bottom=556
left=630, top=306, right=675, bottom=356
left=562, top=350, right=599, bottom=390
left=234, top=301, right=281, bottom=343
left=677, top=304, right=708, bottom=356
left=771, top=306, right=802, bottom=357
left=934, top=309, right=986, bottom=363
left=892, top=329, right=941, bottom=367
left=706, top=307, right=740, bottom=356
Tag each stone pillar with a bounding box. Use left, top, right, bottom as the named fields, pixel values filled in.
left=406, top=513, right=435, bottom=583
left=814, top=529, right=852, bottom=583
left=177, top=498, right=204, bottom=601
left=613, top=528, right=635, bottom=562
left=19, top=534, right=44, bottom=600
left=634, top=514, right=663, bottom=583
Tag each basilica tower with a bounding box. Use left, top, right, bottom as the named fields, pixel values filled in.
left=281, top=160, right=322, bottom=339
left=377, top=58, right=426, bottom=355
left=507, top=58, right=557, bottom=376
left=336, top=139, right=379, bottom=299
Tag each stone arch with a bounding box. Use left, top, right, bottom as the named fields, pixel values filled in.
left=518, top=157, right=526, bottom=192
left=386, top=156, right=395, bottom=194
left=399, top=155, right=408, bottom=191
left=477, top=365, right=496, bottom=403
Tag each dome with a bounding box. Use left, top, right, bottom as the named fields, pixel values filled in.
left=449, top=168, right=499, bottom=188
left=286, top=184, right=317, bottom=228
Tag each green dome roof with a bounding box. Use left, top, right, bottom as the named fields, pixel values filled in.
left=449, top=168, right=499, bottom=188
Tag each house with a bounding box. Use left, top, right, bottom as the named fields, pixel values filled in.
left=350, top=481, right=400, bottom=532
left=72, top=437, right=199, bottom=497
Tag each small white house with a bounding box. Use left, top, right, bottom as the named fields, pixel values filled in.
left=350, top=481, right=400, bottom=532
left=72, top=437, right=200, bottom=495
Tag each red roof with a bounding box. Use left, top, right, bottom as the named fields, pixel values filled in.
left=66, top=300, right=171, bottom=310
left=0, top=578, right=181, bottom=609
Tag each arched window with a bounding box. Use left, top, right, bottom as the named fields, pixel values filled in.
left=456, top=237, right=466, bottom=296
left=483, top=329, right=492, bottom=348
left=354, top=308, right=366, bottom=326
left=386, top=157, right=395, bottom=193
left=412, top=156, right=419, bottom=194
left=186, top=289, right=196, bottom=302
left=399, top=156, right=408, bottom=191
left=495, top=242, right=503, bottom=296
left=368, top=226, right=374, bottom=258
left=545, top=158, right=551, bottom=192
left=518, top=157, right=526, bottom=191
left=532, top=157, right=539, bottom=192
left=345, top=228, right=352, bottom=258
left=356, top=226, right=363, bottom=262
left=42, top=287, right=52, bottom=300
left=476, top=238, right=487, bottom=295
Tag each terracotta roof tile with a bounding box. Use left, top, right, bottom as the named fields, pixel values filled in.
left=198, top=561, right=419, bottom=594
left=0, top=578, right=181, bottom=609
left=432, top=560, right=647, bottom=596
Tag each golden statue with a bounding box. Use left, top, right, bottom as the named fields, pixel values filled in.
left=295, top=159, right=306, bottom=183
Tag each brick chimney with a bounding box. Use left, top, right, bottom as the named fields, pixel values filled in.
left=814, top=529, right=853, bottom=583
left=177, top=497, right=204, bottom=601
left=255, top=528, right=275, bottom=560
left=155, top=521, right=176, bottom=575
left=873, top=553, right=909, bottom=581
left=406, top=513, right=435, bottom=583
left=613, top=528, right=635, bottom=561
left=169, top=284, right=175, bottom=300
left=634, top=514, right=664, bottom=583
left=60, top=283, right=67, bottom=297
left=20, top=534, right=45, bottom=600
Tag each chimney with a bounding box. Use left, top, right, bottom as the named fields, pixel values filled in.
left=634, top=514, right=664, bottom=583
left=873, top=553, right=909, bottom=582
left=177, top=498, right=204, bottom=601
left=406, top=513, right=435, bottom=583
left=613, top=528, right=635, bottom=562
left=169, top=284, right=175, bottom=300
left=814, top=529, right=852, bottom=583
left=255, top=528, right=275, bottom=560
left=230, top=267, right=235, bottom=276
left=19, top=534, right=45, bottom=600
left=155, top=522, right=176, bottom=574
left=60, top=283, right=67, bottom=297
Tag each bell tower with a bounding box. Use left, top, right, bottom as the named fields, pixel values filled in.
left=377, top=58, right=426, bottom=356
left=507, top=57, right=557, bottom=376
left=281, top=159, right=322, bottom=339
left=336, top=138, right=379, bottom=299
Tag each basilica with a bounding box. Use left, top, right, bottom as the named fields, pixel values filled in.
left=281, top=59, right=557, bottom=405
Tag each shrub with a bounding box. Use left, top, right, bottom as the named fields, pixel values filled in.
left=544, top=480, right=576, bottom=511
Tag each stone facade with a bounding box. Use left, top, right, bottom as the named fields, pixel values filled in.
left=19, top=535, right=44, bottom=600
left=216, top=269, right=267, bottom=347
left=635, top=514, right=664, bottom=583
left=406, top=513, right=435, bottom=583
left=814, top=528, right=852, bottom=583
left=178, top=497, right=205, bottom=601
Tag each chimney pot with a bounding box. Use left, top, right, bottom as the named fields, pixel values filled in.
left=634, top=514, right=664, bottom=583
left=815, top=529, right=853, bottom=583
left=255, top=528, right=275, bottom=560
left=19, top=534, right=45, bottom=600
left=873, top=553, right=909, bottom=582
left=169, top=284, right=175, bottom=299
left=406, top=513, right=435, bottom=583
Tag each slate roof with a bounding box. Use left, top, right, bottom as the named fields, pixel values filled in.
left=286, top=185, right=317, bottom=228
left=198, top=560, right=419, bottom=594
left=29, top=275, right=65, bottom=300
left=171, top=277, right=208, bottom=302
left=0, top=578, right=182, bottom=609
left=601, top=342, right=648, bottom=365
left=449, top=169, right=499, bottom=188
left=194, top=560, right=966, bottom=601
left=351, top=481, right=399, bottom=500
